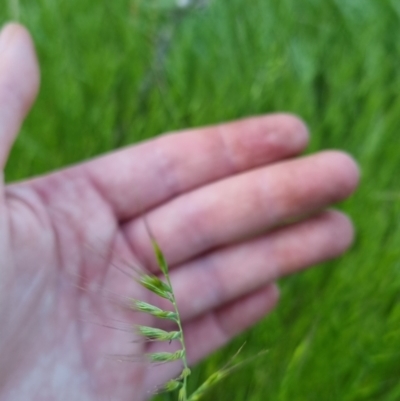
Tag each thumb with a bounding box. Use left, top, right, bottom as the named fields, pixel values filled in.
left=0, top=23, right=40, bottom=170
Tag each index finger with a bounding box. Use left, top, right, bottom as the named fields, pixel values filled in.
left=82, top=114, right=308, bottom=220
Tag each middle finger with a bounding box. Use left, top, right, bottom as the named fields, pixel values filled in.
left=123, top=150, right=359, bottom=270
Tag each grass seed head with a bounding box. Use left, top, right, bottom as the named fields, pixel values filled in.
left=163, top=379, right=182, bottom=392
left=133, top=299, right=177, bottom=322
left=139, top=274, right=173, bottom=302
left=137, top=325, right=181, bottom=341
left=152, top=239, right=169, bottom=275
left=148, top=349, right=185, bottom=363
left=132, top=299, right=177, bottom=320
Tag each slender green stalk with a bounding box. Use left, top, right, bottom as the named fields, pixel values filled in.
left=165, top=272, right=190, bottom=401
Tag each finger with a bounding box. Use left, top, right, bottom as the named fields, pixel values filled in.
left=82, top=114, right=308, bottom=219
left=169, top=210, right=352, bottom=321
left=125, top=151, right=359, bottom=269
left=144, top=283, right=279, bottom=392
left=184, top=283, right=279, bottom=365
left=0, top=23, right=40, bottom=169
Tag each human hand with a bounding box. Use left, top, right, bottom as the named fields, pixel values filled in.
left=0, top=24, right=359, bottom=401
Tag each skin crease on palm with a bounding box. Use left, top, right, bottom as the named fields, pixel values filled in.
left=0, top=23, right=360, bottom=401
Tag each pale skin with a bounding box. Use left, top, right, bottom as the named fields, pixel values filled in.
left=0, top=24, right=359, bottom=401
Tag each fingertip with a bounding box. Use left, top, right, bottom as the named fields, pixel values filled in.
left=271, top=113, right=310, bottom=152
left=323, top=151, right=360, bottom=196
left=211, top=113, right=311, bottom=174
left=0, top=21, right=40, bottom=100
left=324, top=209, right=356, bottom=255
left=1, top=22, right=31, bottom=51
left=265, top=282, right=280, bottom=309
left=309, top=151, right=360, bottom=205
left=251, top=113, right=310, bottom=160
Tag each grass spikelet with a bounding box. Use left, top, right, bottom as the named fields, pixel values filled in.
left=151, top=239, right=169, bottom=275
left=139, top=274, right=173, bottom=301
left=136, top=325, right=181, bottom=341
left=156, top=368, right=191, bottom=394
left=132, top=299, right=177, bottom=320
left=147, top=350, right=185, bottom=363
left=163, top=379, right=182, bottom=392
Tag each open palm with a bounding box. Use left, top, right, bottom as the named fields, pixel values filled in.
left=0, top=24, right=359, bottom=401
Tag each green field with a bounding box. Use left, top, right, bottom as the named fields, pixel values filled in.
left=2, top=0, right=400, bottom=399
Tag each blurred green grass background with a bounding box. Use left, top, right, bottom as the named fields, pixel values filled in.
left=2, top=0, right=400, bottom=399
